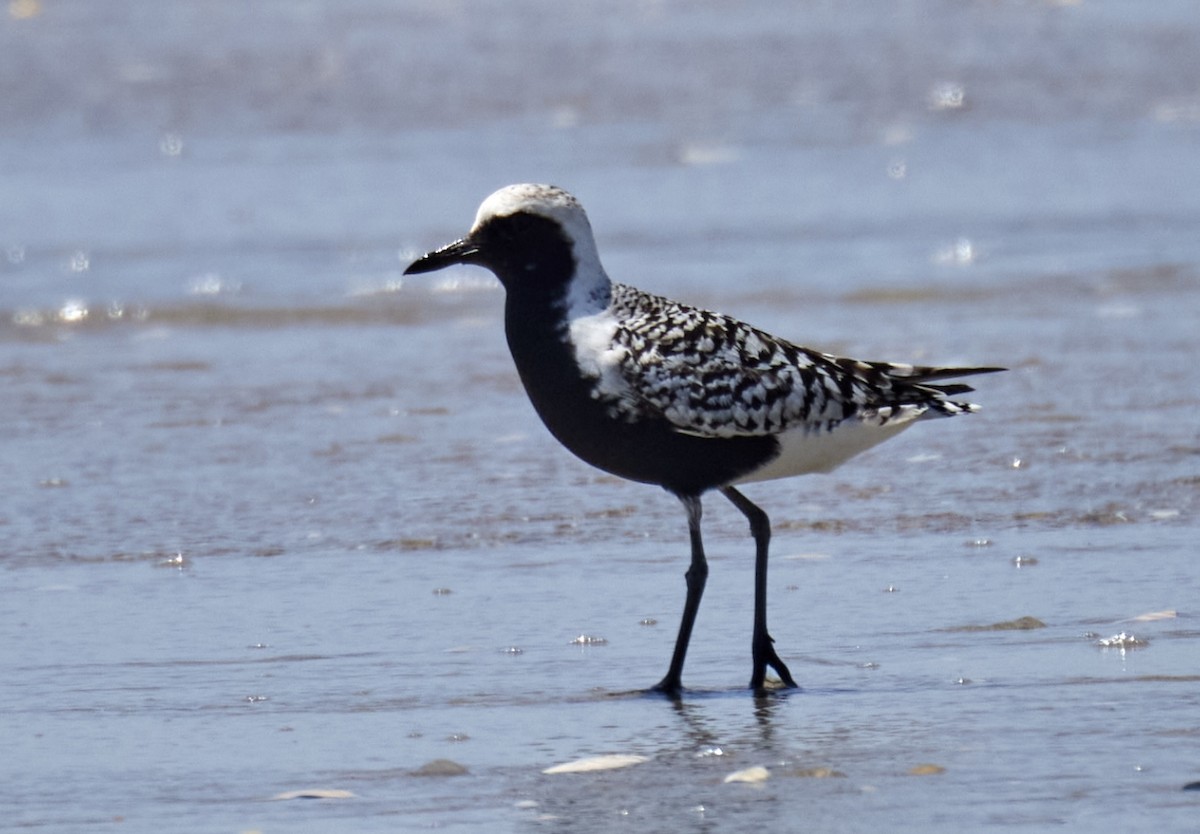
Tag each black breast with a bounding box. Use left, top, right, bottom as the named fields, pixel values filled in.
left=477, top=210, right=780, bottom=496
left=503, top=293, right=779, bottom=496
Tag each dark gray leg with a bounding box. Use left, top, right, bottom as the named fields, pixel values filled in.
left=652, top=494, right=707, bottom=695
left=720, top=486, right=799, bottom=691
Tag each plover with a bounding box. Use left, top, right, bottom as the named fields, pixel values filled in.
left=405, top=183, right=1002, bottom=695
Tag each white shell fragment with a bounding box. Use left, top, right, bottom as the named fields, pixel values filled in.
left=270, top=788, right=355, bottom=800
left=723, top=766, right=771, bottom=784
left=1126, top=610, right=1176, bottom=623
left=542, top=754, right=648, bottom=774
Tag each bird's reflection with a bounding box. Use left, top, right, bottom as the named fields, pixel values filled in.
left=645, top=684, right=800, bottom=753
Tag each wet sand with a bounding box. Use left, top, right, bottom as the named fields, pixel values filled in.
left=3, top=1, right=1200, bottom=831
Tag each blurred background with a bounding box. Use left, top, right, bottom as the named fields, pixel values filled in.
left=3, top=2, right=1199, bottom=832
left=4, top=0, right=1199, bottom=312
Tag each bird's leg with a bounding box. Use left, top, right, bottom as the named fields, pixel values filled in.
left=651, top=494, right=707, bottom=696
left=720, top=486, right=799, bottom=691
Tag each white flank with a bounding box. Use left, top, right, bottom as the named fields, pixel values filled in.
left=736, top=407, right=927, bottom=483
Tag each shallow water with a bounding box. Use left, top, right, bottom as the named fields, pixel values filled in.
left=3, top=1, right=1200, bottom=832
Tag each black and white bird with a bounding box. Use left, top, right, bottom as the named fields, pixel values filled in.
left=405, top=183, right=1002, bottom=695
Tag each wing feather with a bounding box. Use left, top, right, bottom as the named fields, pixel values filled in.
left=598, top=284, right=999, bottom=439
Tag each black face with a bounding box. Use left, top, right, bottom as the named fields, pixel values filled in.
left=406, top=211, right=576, bottom=297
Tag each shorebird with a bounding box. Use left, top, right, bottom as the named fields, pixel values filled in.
left=405, top=184, right=1002, bottom=695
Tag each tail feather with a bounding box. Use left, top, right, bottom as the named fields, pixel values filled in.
left=915, top=381, right=979, bottom=396
left=888, top=364, right=1007, bottom=383
left=831, top=357, right=1005, bottom=387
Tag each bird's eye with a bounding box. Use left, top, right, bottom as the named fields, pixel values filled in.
left=503, top=214, right=536, bottom=236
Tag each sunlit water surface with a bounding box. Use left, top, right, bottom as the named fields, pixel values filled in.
left=3, top=2, right=1199, bottom=832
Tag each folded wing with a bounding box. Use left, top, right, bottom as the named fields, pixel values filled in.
left=605, top=284, right=1002, bottom=441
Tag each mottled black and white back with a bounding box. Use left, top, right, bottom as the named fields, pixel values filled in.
left=575, top=280, right=991, bottom=481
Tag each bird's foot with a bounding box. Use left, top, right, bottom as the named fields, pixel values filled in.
left=750, top=633, right=799, bottom=691
left=648, top=675, right=684, bottom=699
